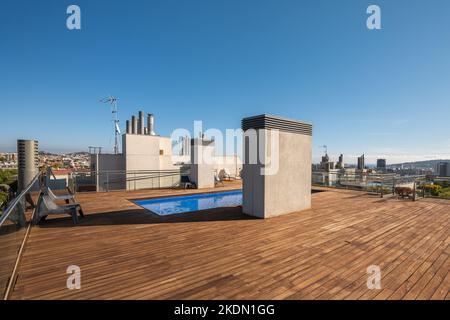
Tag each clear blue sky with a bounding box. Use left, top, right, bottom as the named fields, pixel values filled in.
left=1, top=0, right=450, bottom=164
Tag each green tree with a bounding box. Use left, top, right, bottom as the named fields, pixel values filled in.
left=0, top=169, right=17, bottom=184
left=0, top=192, right=7, bottom=206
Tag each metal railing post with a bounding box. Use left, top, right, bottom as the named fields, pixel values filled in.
left=0, top=171, right=40, bottom=227
left=392, top=177, right=396, bottom=195
left=18, top=200, right=26, bottom=227
left=380, top=180, right=383, bottom=198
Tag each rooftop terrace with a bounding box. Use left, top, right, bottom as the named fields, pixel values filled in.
left=9, top=181, right=450, bottom=300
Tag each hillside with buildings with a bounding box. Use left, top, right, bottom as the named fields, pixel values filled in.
left=387, top=159, right=450, bottom=170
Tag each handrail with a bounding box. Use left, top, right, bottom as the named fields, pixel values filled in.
left=312, top=171, right=437, bottom=199
left=72, top=169, right=181, bottom=175
left=70, top=169, right=184, bottom=192
left=0, top=171, right=40, bottom=227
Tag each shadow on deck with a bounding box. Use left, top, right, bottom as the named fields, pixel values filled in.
left=37, top=206, right=256, bottom=227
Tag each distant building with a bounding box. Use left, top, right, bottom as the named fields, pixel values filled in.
left=357, top=154, right=365, bottom=170
left=179, top=135, right=191, bottom=156
left=319, top=154, right=335, bottom=171
left=4, top=153, right=17, bottom=161
left=316, top=153, right=345, bottom=172
left=377, top=159, right=387, bottom=172
left=17, top=139, right=39, bottom=192
left=336, top=154, right=344, bottom=169
left=0, top=152, right=18, bottom=169
left=436, top=161, right=450, bottom=177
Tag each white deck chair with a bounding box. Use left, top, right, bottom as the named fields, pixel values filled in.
left=214, top=173, right=224, bottom=186
left=45, top=186, right=75, bottom=203
left=35, top=194, right=84, bottom=224
left=179, top=175, right=196, bottom=189
left=222, top=168, right=232, bottom=180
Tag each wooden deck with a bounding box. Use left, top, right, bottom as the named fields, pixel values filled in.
left=10, top=182, right=450, bottom=300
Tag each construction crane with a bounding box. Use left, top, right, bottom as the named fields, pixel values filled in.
left=100, top=96, right=120, bottom=154
left=320, top=145, right=328, bottom=155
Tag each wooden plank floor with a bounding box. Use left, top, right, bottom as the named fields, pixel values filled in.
left=1, top=205, right=36, bottom=298
left=9, top=182, right=450, bottom=300
left=0, top=220, right=27, bottom=295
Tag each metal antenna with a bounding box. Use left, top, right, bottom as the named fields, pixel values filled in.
left=100, top=96, right=120, bottom=154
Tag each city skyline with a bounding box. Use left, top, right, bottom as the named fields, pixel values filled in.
left=2, top=0, right=450, bottom=163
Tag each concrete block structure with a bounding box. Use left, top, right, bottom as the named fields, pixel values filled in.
left=190, top=138, right=215, bottom=189
left=123, top=133, right=176, bottom=189
left=90, top=111, right=243, bottom=191
left=242, top=115, right=312, bottom=219
left=90, top=153, right=126, bottom=190
left=91, top=111, right=178, bottom=191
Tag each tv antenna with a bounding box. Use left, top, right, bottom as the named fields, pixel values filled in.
left=320, top=145, right=328, bottom=155
left=100, top=96, right=120, bottom=154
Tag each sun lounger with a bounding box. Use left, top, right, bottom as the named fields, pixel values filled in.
left=222, top=168, right=232, bottom=180
left=34, top=193, right=84, bottom=224
left=180, top=175, right=196, bottom=189
left=395, top=187, right=413, bottom=199
left=45, top=186, right=75, bottom=204
left=214, top=174, right=224, bottom=186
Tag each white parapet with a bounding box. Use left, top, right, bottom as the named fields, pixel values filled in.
left=242, top=114, right=312, bottom=219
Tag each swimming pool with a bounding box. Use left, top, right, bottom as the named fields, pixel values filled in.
left=133, top=190, right=243, bottom=216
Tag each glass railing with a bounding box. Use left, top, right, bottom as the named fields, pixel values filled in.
left=416, top=176, right=450, bottom=199
left=70, top=169, right=183, bottom=192
left=0, top=172, right=41, bottom=299
left=312, top=171, right=429, bottom=199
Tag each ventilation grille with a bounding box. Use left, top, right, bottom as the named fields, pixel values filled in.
left=242, top=114, right=312, bottom=136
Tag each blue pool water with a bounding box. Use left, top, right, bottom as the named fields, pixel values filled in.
left=133, top=190, right=243, bottom=216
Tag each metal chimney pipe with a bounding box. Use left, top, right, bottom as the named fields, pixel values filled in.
left=131, top=115, right=137, bottom=134
left=126, top=120, right=131, bottom=134
left=147, top=113, right=155, bottom=135
left=138, top=111, right=145, bottom=134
